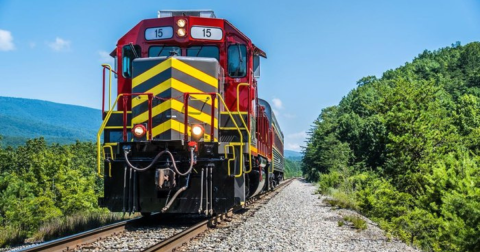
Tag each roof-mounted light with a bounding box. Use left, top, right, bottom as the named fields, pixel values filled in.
left=177, top=19, right=186, bottom=28
left=177, top=28, right=186, bottom=37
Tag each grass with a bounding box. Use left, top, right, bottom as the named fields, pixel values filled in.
left=320, top=186, right=367, bottom=231
left=343, top=215, right=367, bottom=230
left=322, top=189, right=359, bottom=210
left=30, top=212, right=134, bottom=243
left=0, top=212, right=135, bottom=248
left=0, top=226, right=27, bottom=248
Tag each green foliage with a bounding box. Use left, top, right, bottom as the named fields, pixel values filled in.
left=30, top=212, right=131, bottom=243
left=303, top=42, right=480, bottom=251
left=343, top=215, right=367, bottom=230
left=0, top=138, right=104, bottom=248
left=284, top=158, right=302, bottom=178
left=323, top=191, right=358, bottom=211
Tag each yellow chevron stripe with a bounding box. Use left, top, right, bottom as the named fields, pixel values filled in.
left=131, top=78, right=218, bottom=109
left=132, top=59, right=172, bottom=88
left=171, top=59, right=218, bottom=88
left=131, top=79, right=170, bottom=109
left=152, top=119, right=218, bottom=142
left=132, top=99, right=171, bottom=124
left=132, top=99, right=219, bottom=127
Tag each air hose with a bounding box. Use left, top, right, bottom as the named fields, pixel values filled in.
left=123, top=148, right=196, bottom=176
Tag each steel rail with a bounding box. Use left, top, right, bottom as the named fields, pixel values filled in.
left=19, top=217, right=143, bottom=252
left=19, top=178, right=295, bottom=252
left=142, top=178, right=295, bottom=252
left=142, top=220, right=209, bottom=252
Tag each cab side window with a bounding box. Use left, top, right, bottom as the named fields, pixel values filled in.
left=227, top=44, right=247, bottom=77
left=122, top=45, right=141, bottom=78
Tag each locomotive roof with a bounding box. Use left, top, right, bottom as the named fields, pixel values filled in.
left=109, top=12, right=267, bottom=60
left=158, top=10, right=216, bottom=18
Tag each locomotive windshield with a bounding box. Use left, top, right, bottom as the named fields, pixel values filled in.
left=148, top=46, right=181, bottom=57
left=187, top=46, right=219, bottom=60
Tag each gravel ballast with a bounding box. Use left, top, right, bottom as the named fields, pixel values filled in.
left=183, top=179, right=419, bottom=252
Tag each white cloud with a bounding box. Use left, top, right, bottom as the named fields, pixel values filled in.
left=98, top=50, right=114, bottom=64
left=287, top=131, right=307, bottom=140
left=284, top=130, right=307, bottom=151
left=0, top=29, right=15, bottom=51
left=48, top=37, right=71, bottom=51
left=286, top=142, right=301, bottom=151
left=29, top=42, right=36, bottom=48
left=272, top=98, right=283, bottom=110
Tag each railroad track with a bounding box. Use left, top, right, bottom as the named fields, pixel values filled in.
left=19, top=217, right=143, bottom=252
left=19, top=178, right=295, bottom=252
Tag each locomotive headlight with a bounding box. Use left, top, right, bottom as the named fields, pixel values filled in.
left=177, top=28, right=186, bottom=37
left=192, top=124, right=204, bottom=136
left=132, top=124, right=147, bottom=138
left=177, top=19, right=186, bottom=28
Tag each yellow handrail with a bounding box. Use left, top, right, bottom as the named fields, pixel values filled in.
left=236, top=83, right=252, bottom=174
left=102, top=144, right=115, bottom=177
left=215, top=93, right=245, bottom=178
left=97, top=93, right=152, bottom=177
left=102, top=64, right=113, bottom=111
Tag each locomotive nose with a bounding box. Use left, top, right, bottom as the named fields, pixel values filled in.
left=130, top=56, right=220, bottom=143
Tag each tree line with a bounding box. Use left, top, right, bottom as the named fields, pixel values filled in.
left=0, top=137, right=103, bottom=246
left=302, top=42, right=480, bottom=251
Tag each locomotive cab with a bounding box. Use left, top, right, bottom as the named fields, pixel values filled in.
left=97, top=10, right=283, bottom=216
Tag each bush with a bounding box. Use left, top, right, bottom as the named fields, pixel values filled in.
left=343, top=215, right=367, bottom=230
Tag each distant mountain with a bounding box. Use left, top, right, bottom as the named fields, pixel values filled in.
left=284, top=150, right=302, bottom=159
left=0, top=96, right=102, bottom=146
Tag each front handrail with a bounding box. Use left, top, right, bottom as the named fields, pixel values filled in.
left=215, top=93, right=246, bottom=178
left=182, top=92, right=244, bottom=178
left=97, top=93, right=153, bottom=177
left=102, top=144, right=116, bottom=177
left=102, top=64, right=117, bottom=119
left=183, top=93, right=216, bottom=142
left=224, top=144, right=242, bottom=177
left=236, top=83, right=252, bottom=174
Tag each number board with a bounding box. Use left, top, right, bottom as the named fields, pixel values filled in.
left=145, top=27, right=173, bottom=40
left=191, top=26, right=223, bottom=40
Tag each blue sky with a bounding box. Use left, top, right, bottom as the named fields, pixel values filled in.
left=0, top=0, right=479, bottom=151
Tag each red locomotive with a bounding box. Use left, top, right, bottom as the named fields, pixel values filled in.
left=97, top=10, right=284, bottom=215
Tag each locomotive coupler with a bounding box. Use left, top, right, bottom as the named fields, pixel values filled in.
left=155, top=168, right=176, bottom=190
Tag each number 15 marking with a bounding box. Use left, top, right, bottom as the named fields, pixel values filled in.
left=202, top=28, right=211, bottom=37
left=155, top=29, right=163, bottom=38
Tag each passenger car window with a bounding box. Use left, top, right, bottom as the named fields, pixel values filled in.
left=122, top=45, right=141, bottom=78
left=187, top=46, right=219, bottom=60
left=227, top=44, right=247, bottom=77
left=148, top=46, right=181, bottom=57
